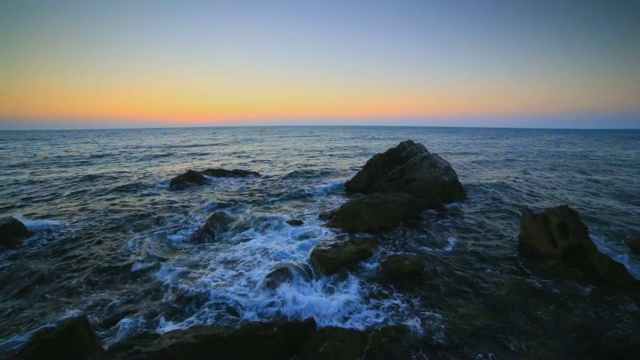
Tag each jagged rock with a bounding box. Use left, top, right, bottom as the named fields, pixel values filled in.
left=310, top=236, right=377, bottom=275
left=16, top=314, right=102, bottom=360
left=518, top=205, right=640, bottom=291
left=201, top=168, right=260, bottom=178
left=0, top=217, right=29, bottom=248
left=627, top=238, right=640, bottom=256
left=189, top=212, right=234, bottom=244
left=169, top=170, right=206, bottom=191
left=345, top=140, right=465, bottom=207
left=286, top=219, right=304, bottom=227
left=263, top=263, right=313, bottom=290
left=103, top=318, right=317, bottom=360
left=380, top=254, right=426, bottom=279
left=326, top=193, right=426, bottom=234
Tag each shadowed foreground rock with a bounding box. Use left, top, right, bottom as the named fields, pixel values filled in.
left=345, top=140, right=465, bottom=207
left=103, top=318, right=316, bottom=360
left=627, top=238, right=640, bottom=256
left=188, top=211, right=234, bottom=244
left=169, top=170, right=207, bottom=191
left=0, top=216, right=29, bottom=248
left=518, top=205, right=640, bottom=291
left=15, top=314, right=102, bottom=360
left=310, top=236, right=378, bottom=275
left=325, top=193, right=426, bottom=234
left=582, top=335, right=640, bottom=360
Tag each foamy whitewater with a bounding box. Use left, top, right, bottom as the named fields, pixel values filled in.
left=1, top=126, right=639, bottom=357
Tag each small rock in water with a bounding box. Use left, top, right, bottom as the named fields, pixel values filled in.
left=0, top=216, right=29, bottom=248
left=326, top=193, right=426, bottom=234
left=286, top=219, right=304, bottom=227
left=345, top=140, right=465, bottom=207
left=169, top=170, right=206, bottom=191
left=518, top=205, right=640, bottom=291
left=380, top=254, right=426, bottom=279
left=189, top=211, right=234, bottom=244
left=263, top=263, right=313, bottom=290
left=201, top=168, right=260, bottom=178
left=627, top=238, right=640, bottom=256
left=16, top=314, right=103, bottom=360
left=310, top=236, right=378, bottom=275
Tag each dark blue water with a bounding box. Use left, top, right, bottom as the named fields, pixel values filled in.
left=1, top=127, right=639, bottom=357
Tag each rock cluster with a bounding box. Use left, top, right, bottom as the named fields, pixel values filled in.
left=169, top=168, right=260, bottom=191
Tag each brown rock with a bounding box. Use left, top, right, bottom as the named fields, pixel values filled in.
left=310, top=236, right=378, bottom=275
left=345, top=140, right=465, bottom=207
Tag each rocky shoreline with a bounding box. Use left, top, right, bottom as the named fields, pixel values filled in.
left=3, top=140, right=639, bottom=359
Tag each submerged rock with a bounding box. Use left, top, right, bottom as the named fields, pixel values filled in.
left=0, top=216, right=29, bottom=248
left=286, top=219, right=304, bottom=227
left=518, top=205, right=640, bottom=291
left=201, top=168, right=260, bottom=178
left=627, top=238, right=640, bottom=256
left=16, top=314, right=102, bottom=360
left=310, top=236, right=377, bottom=275
left=169, top=170, right=206, bottom=191
left=263, top=262, right=313, bottom=290
left=380, top=254, right=426, bottom=279
left=345, top=140, right=465, bottom=207
left=103, top=318, right=316, bottom=360
left=326, top=193, right=426, bottom=234
left=189, top=212, right=234, bottom=244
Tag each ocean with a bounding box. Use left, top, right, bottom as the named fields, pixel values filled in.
left=1, top=126, right=639, bottom=358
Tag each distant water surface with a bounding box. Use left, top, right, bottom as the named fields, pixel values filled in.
left=0, top=127, right=639, bottom=358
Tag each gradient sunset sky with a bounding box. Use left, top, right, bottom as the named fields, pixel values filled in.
left=1, top=0, right=639, bottom=129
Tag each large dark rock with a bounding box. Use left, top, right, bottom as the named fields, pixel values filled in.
left=326, top=193, right=426, bottom=234
left=263, top=262, right=313, bottom=290
left=345, top=140, right=465, bottom=207
left=201, top=168, right=260, bottom=178
left=518, top=205, right=640, bottom=291
left=310, top=236, right=378, bottom=275
left=298, top=325, right=414, bottom=360
left=169, top=170, right=207, bottom=191
left=582, top=335, right=640, bottom=360
left=380, top=254, right=426, bottom=279
left=189, top=212, right=234, bottom=244
left=16, top=314, right=103, bottom=360
left=627, top=238, right=640, bottom=256
left=103, top=318, right=317, bottom=360
left=0, top=216, right=29, bottom=248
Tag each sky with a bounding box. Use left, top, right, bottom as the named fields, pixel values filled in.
left=1, top=0, right=639, bottom=130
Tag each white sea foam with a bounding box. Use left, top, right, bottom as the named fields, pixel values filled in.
left=16, top=217, right=62, bottom=230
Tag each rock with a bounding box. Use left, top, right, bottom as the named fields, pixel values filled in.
left=0, top=216, right=29, bottom=248
left=518, top=205, right=640, bottom=291
left=201, top=168, right=260, bottom=178
left=263, top=263, right=313, bottom=290
left=103, top=318, right=317, bottom=360
left=16, top=314, right=103, bottom=360
left=298, top=325, right=414, bottom=360
left=326, top=193, right=426, bottom=234
left=189, top=212, right=234, bottom=244
left=310, top=236, right=378, bottom=275
left=380, top=254, right=426, bottom=279
left=169, top=170, right=206, bottom=191
left=345, top=140, right=465, bottom=207
left=286, top=219, right=304, bottom=227
left=627, top=238, right=640, bottom=256
left=582, top=335, right=640, bottom=360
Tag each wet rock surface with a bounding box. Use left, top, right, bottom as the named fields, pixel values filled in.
left=518, top=205, right=640, bottom=291
left=0, top=217, right=29, bottom=248
left=14, top=314, right=102, bottom=360
left=102, top=318, right=317, bottom=360
left=286, top=219, right=304, bottom=227
left=263, top=262, right=313, bottom=290
left=188, top=211, right=234, bottom=244
left=169, top=170, right=206, bottom=191
left=310, top=236, right=378, bottom=275
left=325, top=193, right=426, bottom=234
left=380, top=254, right=426, bottom=279
left=345, top=140, right=465, bottom=207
